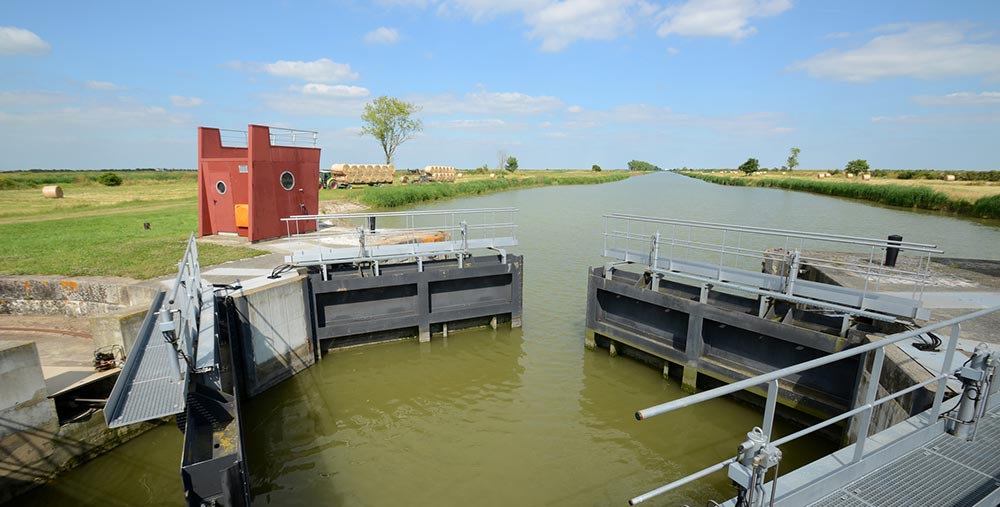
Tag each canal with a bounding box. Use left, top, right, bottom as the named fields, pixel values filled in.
left=12, top=172, right=1000, bottom=506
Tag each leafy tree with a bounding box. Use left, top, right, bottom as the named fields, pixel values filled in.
left=505, top=156, right=518, bottom=172
left=592, top=164, right=602, bottom=172
left=738, top=158, right=760, bottom=175
left=627, top=160, right=662, bottom=171
left=846, top=159, right=870, bottom=173
left=787, top=147, right=800, bottom=171
left=359, top=96, right=423, bottom=164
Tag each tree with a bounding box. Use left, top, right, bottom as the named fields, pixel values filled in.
left=505, top=156, right=518, bottom=172
left=738, top=158, right=760, bottom=175
left=592, top=164, right=602, bottom=172
left=627, top=160, right=662, bottom=171
left=787, top=147, right=800, bottom=171
left=359, top=96, right=423, bottom=164
left=846, top=159, right=870, bottom=173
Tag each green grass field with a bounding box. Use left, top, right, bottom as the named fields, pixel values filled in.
left=0, top=169, right=640, bottom=279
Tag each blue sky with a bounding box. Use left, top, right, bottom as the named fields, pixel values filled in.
left=1, top=0, right=999, bottom=171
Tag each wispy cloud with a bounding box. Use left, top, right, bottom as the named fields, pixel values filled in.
left=393, top=0, right=649, bottom=52
left=656, top=0, right=792, bottom=40
left=912, top=91, right=1000, bottom=106
left=295, top=84, right=371, bottom=98
left=86, top=80, right=126, bottom=91
left=227, top=58, right=359, bottom=82
left=170, top=95, right=204, bottom=107
left=365, top=27, right=401, bottom=45
left=872, top=112, right=1000, bottom=124
left=413, top=88, right=565, bottom=115
left=791, top=23, right=1000, bottom=82
left=0, top=27, right=50, bottom=56
left=0, top=90, right=67, bottom=106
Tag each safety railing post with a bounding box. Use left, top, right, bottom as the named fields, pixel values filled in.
left=853, top=347, right=885, bottom=463
left=931, top=324, right=961, bottom=422
left=762, top=379, right=779, bottom=440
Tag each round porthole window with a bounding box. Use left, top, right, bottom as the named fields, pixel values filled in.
left=216, top=181, right=227, bottom=194
left=280, top=171, right=295, bottom=191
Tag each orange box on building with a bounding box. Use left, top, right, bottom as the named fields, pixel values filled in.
left=197, top=125, right=321, bottom=242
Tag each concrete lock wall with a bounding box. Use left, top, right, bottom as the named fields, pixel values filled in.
left=0, top=276, right=158, bottom=317
left=233, top=274, right=314, bottom=397
left=0, top=341, right=154, bottom=503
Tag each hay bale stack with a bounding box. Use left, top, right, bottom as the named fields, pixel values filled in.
left=42, top=185, right=64, bottom=198
left=425, top=165, right=456, bottom=182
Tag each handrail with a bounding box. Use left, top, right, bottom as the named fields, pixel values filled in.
left=605, top=213, right=943, bottom=253
left=283, top=207, right=518, bottom=221
left=637, top=305, right=998, bottom=420
left=628, top=304, right=1000, bottom=504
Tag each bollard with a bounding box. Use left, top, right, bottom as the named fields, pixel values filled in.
left=884, top=234, right=902, bottom=267
left=368, top=216, right=376, bottom=233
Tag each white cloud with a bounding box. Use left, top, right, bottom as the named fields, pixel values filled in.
left=526, top=0, right=637, bottom=52
left=792, top=23, right=1000, bottom=82
left=871, top=113, right=1000, bottom=124
left=86, top=80, right=126, bottom=91
left=228, top=58, right=359, bottom=82
left=0, top=27, right=50, bottom=56
left=295, top=83, right=371, bottom=98
left=414, top=88, right=565, bottom=115
left=656, top=0, right=791, bottom=40
left=666, top=46, right=680, bottom=56
left=567, top=105, right=583, bottom=113
left=365, top=27, right=401, bottom=45
left=405, top=0, right=647, bottom=51
left=912, top=91, right=1000, bottom=106
left=170, top=95, right=204, bottom=107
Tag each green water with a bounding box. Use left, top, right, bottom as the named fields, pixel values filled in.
left=15, top=172, right=1000, bottom=506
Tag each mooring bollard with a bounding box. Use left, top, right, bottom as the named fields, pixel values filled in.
left=884, top=234, right=902, bottom=267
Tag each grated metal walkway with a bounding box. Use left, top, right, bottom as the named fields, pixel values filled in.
left=810, top=405, right=1000, bottom=507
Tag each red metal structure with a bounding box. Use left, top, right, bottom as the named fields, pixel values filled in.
left=198, top=124, right=321, bottom=242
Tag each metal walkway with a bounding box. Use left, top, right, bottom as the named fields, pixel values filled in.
left=281, top=208, right=518, bottom=275
left=809, top=404, right=1000, bottom=507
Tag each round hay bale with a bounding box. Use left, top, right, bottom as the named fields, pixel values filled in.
left=42, top=185, right=64, bottom=198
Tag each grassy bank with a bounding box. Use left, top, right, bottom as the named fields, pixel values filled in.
left=358, top=171, right=634, bottom=208
left=0, top=202, right=263, bottom=279
left=682, top=172, right=1000, bottom=219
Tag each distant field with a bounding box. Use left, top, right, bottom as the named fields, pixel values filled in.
left=681, top=170, right=1000, bottom=219
left=0, top=169, right=640, bottom=278
left=745, top=170, right=1000, bottom=202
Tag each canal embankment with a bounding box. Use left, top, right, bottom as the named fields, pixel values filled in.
left=679, top=171, right=1000, bottom=219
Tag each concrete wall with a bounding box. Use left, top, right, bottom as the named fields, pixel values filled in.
left=0, top=276, right=157, bottom=317
left=0, top=341, right=155, bottom=503
left=234, top=275, right=314, bottom=397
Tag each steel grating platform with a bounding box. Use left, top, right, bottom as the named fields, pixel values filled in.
left=809, top=405, right=1000, bottom=507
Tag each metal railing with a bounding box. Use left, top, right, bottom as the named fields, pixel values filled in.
left=218, top=128, right=248, bottom=148
left=104, top=233, right=206, bottom=428
left=281, top=208, right=518, bottom=275
left=602, top=214, right=943, bottom=323
left=268, top=127, right=318, bottom=148
left=216, top=127, right=318, bottom=148
left=627, top=304, right=1000, bottom=505
left=162, top=232, right=203, bottom=377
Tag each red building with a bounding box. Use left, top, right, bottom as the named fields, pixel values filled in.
left=197, top=125, right=321, bottom=242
